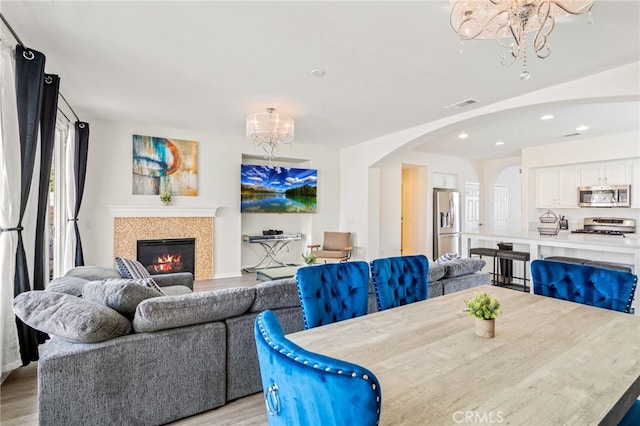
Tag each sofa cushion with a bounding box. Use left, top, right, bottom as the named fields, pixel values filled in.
left=13, top=291, right=131, bottom=343
left=161, top=285, right=193, bottom=296
left=45, top=276, right=89, bottom=297
left=427, top=262, right=446, bottom=282
left=65, top=266, right=122, bottom=281
left=249, top=278, right=299, bottom=312
left=151, top=272, right=194, bottom=290
left=114, top=257, right=165, bottom=294
left=443, top=258, right=486, bottom=278
left=133, top=287, right=256, bottom=333
left=82, top=279, right=164, bottom=314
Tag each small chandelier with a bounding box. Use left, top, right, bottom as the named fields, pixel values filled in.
left=450, top=0, right=594, bottom=80
left=246, top=107, right=294, bottom=163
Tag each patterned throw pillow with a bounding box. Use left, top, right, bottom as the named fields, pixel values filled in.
left=435, top=252, right=460, bottom=264
left=114, top=257, right=165, bottom=295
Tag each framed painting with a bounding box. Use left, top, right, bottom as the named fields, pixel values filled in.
left=132, top=134, right=198, bottom=196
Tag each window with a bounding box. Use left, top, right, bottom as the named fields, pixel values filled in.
left=49, top=119, right=70, bottom=279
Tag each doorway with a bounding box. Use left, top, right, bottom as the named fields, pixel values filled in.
left=492, top=166, right=522, bottom=232
left=464, top=182, right=481, bottom=233
left=401, top=165, right=428, bottom=256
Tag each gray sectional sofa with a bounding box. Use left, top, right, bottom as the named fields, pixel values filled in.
left=22, top=259, right=489, bottom=425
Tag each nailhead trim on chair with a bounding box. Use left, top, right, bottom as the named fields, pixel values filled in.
left=256, top=314, right=382, bottom=417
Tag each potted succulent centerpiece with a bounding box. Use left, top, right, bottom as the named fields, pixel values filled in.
left=159, top=193, right=172, bottom=206
left=301, top=252, right=318, bottom=265
left=463, top=292, right=502, bottom=338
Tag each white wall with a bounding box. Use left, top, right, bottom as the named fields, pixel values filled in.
left=78, top=119, right=340, bottom=278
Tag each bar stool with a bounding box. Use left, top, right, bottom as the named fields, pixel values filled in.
left=495, top=250, right=531, bottom=291
left=469, top=247, right=498, bottom=285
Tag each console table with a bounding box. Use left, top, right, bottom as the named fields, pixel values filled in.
left=242, top=233, right=302, bottom=272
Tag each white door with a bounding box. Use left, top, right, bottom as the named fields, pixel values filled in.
left=464, top=182, right=480, bottom=233
left=494, top=185, right=509, bottom=233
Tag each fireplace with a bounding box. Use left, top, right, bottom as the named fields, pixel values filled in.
left=137, top=238, right=196, bottom=276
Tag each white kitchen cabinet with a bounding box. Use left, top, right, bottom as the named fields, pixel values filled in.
left=631, top=161, right=640, bottom=208
left=432, top=172, right=457, bottom=189
left=535, top=166, right=579, bottom=208
left=579, top=160, right=631, bottom=186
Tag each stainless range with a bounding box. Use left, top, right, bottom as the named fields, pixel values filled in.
left=571, top=217, right=636, bottom=236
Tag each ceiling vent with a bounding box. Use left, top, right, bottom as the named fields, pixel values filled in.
left=563, top=132, right=582, bottom=137
left=444, top=99, right=478, bottom=110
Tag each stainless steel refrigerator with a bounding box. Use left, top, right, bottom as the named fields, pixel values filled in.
left=433, top=189, right=461, bottom=259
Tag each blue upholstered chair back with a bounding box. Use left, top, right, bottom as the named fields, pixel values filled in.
left=296, top=261, right=370, bottom=329
left=254, top=310, right=382, bottom=426
left=531, top=259, right=637, bottom=313
left=370, top=255, right=429, bottom=311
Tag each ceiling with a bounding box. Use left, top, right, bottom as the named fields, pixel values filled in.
left=1, top=1, right=639, bottom=160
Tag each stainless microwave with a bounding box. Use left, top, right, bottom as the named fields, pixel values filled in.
left=578, top=185, right=631, bottom=207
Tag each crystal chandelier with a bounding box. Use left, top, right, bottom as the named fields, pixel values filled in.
left=246, top=107, right=294, bottom=164
left=450, top=0, right=594, bottom=80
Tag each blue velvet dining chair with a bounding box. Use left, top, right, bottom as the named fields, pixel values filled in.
left=296, top=261, right=370, bottom=329
left=370, top=255, right=429, bottom=311
left=619, top=399, right=640, bottom=426
left=254, top=310, right=382, bottom=426
left=531, top=259, right=638, bottom=314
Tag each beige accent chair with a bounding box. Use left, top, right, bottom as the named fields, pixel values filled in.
left=308, top=232, right=353, bottom=262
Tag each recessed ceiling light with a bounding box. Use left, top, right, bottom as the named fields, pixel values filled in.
left=310, top=69, right=326, bottom=77
left=540, top=114, right=554, bottom=120
left=576, top=124, right=589, bottom=132
left=458, top=132, right=469, bottom=139
left=495, top=141, right=505, bottom=146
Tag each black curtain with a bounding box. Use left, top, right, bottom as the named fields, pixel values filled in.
left=14, top=45, right=46, bottom=365
left=73, top=121, right=89, bottom=266
left=33, top=74, right=60, bottom=293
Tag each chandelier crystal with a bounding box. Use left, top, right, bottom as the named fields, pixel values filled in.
left=246, top=107, right=294, bottom=163
left=450, top=0, right=595, bottom=80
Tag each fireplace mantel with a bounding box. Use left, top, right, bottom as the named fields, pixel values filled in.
left=109, top=205, right=218, bottom=218
left=110, top=206, right=217, bottom=279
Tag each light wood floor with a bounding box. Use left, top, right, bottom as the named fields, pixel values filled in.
left=0, top=273, right=272, bottom=426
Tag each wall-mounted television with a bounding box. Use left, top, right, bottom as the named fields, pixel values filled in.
left=241, top=164, right=317, bottom=213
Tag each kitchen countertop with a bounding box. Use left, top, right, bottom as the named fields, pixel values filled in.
left=461, top=229, right=639, bottom=315
left=462, top=230, right=640, bottom=252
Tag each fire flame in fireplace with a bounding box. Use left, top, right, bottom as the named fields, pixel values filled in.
left=150, top=253, right=183, bottom=273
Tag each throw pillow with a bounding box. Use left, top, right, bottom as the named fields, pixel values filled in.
left=443, top=258, right=486, bottom=278
left=64, top=266, right=122, bottom=281
left=46, top=276, right=89, bottom=297
left=133, top=286, right=256, bottom=333
left=82, top=279, right=164, bottom=314
left=115, top=257, right=150, bottom=279
left=114, top=257, right=165, bottom=294
left=13, top=291, right=131, bottom=343
left=435, top=252, right=460, bottom=264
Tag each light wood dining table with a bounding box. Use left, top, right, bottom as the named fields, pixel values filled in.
left=287, top=285, right=640, bottom=425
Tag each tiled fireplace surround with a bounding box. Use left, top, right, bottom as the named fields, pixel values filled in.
left=110, top=206, right=216, bottom=280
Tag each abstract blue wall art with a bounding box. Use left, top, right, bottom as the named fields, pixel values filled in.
left=132, top=134, right=198, bottom=196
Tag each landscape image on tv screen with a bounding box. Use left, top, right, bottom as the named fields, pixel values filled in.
left=241, top=164, right=317, bottom=213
